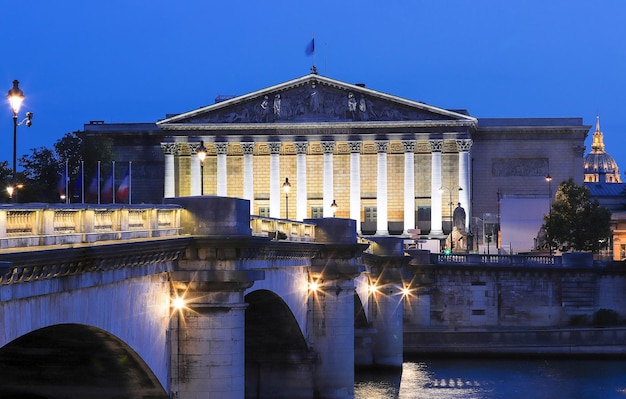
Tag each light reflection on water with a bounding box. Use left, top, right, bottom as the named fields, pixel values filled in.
left=355, top=358, right=626, bottom=399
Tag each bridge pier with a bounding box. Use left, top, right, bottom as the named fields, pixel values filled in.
left=307, top=217, right=366, bottom=399
left=166, top=196, right=264, bottom=399
left=363, top=237, right=409, bottom=368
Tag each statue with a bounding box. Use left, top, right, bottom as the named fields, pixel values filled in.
left=450, top=203, right=467, bottom=251
left=453, top=202, right=466, bottom=233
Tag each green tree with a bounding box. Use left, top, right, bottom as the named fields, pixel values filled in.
left=543, top=178, right=611, bottom=252
left=17, top=131, right=114, bottom=203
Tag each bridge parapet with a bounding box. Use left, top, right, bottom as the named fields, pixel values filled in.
left=250, top=215, right=315, bottom=242
left=429, top=252, right=562, bottom=267
left=0, top=203, right=182, bottom=249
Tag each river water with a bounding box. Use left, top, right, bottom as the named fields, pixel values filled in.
left=355, top=357, right=626, bottom=399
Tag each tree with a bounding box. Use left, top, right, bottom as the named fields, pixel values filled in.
left=543, top=178, right=611, bottom=252
left=17, top=131, right=114, bottom=203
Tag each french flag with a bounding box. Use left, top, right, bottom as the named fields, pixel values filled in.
left=116, top=164, right=131, bottom=203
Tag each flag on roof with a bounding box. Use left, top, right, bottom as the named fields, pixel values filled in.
left=305, top=38, right=315, bottom=56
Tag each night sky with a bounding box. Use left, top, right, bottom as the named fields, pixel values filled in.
left=2, top=1, right=625, bottom=175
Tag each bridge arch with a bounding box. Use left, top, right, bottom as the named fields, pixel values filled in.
left=0, top=323, right=167, bottom=398
left=244, top=289, right=314, bottom=398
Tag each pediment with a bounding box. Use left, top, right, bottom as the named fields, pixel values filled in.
left=158, top=74, right=475, bottom=126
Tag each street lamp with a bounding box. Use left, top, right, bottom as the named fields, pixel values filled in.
left=196, top=141, right=207, bottom=195
left=7, top=80, right=32, bottom=201
left=283, top=177, right=291, bottom=219
left=439, top=185, right=463, bottom=249
left=546, top=173, right=552, bottom=256
left=330, top=199, right=338, bottom=217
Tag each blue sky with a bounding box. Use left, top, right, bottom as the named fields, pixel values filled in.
left=2, top=1, right=625, bottom=175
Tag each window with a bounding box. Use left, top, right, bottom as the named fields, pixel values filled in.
left=364, top=207, right=377, bottom=222
left=311, top=207, right=323, bottom=218
left=259, top=207, right=270, bottom=217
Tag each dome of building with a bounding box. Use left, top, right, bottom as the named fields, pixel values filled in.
left=584, top=116, right=622, bottom=183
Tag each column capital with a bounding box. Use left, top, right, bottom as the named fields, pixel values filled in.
left=428, top=139, right=444, bottom=152
left=186, top=142, right=201, bottom=155
left=161, top=142, right=178, bottom=155
left=401, top=140, right=416, bottom=152
left=295, top=141, right=309, bottom=154
left=455, top=139, right=473, bottom=152
left=215, top=142, right=229, bottom=154
left=268, top=142, right=282, bottom=154
left=348, top=141, right=362, bottom=153
left=241, top=142, right=255, bottom=155
left=321, top=141, right=336, bottom=154
left=375, top=140, right=389, bottom=153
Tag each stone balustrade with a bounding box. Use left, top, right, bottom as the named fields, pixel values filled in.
left=0, top=204, right=182, bottom=249
left=250, top=215, right=316, bottom=242
left=431, top=252, right=561, bottom=267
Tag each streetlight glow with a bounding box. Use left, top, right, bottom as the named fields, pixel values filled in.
left=7, top=80, right=24, bottom=115
left=330, top=199, right=338, bottom=217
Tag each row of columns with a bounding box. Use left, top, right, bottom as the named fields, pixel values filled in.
left=161, top=139, right=472, bottom=236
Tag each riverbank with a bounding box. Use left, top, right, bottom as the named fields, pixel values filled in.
left=403, top=327, right=626, bottom=357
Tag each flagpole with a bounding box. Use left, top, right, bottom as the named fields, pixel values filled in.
left=112, top=160, right=116, bottom=204
left=129, top=161, right=132, bottom=205
left=313, top=34, right=316, bottom=72
left=65, top=160, right=69, bottom=204
left=81, top=161, right=85, bottom=204
left=97, top=160, right=101, bottom=205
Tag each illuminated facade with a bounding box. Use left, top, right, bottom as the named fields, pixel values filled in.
left=84, top=73, right=589, bottom=251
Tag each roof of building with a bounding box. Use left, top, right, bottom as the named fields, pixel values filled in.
left=584, top=116, right=621, bottom=181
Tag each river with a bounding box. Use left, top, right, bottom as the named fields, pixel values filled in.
left=355, top=357, right=626, bottom=399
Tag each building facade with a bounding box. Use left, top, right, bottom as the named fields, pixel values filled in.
left=83, top=73, right=589, bottom=251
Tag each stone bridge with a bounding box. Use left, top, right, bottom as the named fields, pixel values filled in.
left=0, top=197, right=410, bottom=399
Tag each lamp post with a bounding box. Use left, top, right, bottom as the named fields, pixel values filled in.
left=196, top=141, right=207, bottom=195
left=283, top=177, right=291, bottom=219
left=7, top=80, right=32, bottom=201
left=330, top=199, right=338, bottom=217
left=439, top=185, right=462, bottom=250
left=546, top=173, right=552, bottom=256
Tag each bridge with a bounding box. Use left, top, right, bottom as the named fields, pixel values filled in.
left=0, top=197, right=410, bottom=399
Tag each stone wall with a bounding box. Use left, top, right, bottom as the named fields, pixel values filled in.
left=405, top=264, right=626, bottom=329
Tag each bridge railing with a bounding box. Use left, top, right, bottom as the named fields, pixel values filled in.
left=250, top=216, right=316, bottom=242
left=431, top=252, right=561, bottom=267
left=0, top=204, right=182, bottom=249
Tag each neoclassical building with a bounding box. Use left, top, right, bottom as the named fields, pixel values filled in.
left=84, top=73, right=589, bottom=251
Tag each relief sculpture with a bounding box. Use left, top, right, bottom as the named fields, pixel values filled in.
left=190, top=81, right=448, bottom=124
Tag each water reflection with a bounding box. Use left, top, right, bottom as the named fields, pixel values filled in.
left=355, top=358, right=626, bottom=399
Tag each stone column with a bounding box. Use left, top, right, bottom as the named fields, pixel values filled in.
left=402, top=140, right=416, bottom=234
left=349, top=141, right=362, bottom=233
left=322, top=142, right=335, bottom=217
left=269, top=142, right=282, bottom=218
left=376, top=141, right=389, bottom=235
left=161, top=142, right=177, bottom=198
left=456, top=139, right=472, bottom=231
left=188, top=142, right=201, bottom=197
left=295, top=142, right=308, bottom=221
left=215, top=142, right=229, bottom=197
left=241, top=142, right=255, bottom=211
left=429, top=140, right=444, bottom=236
